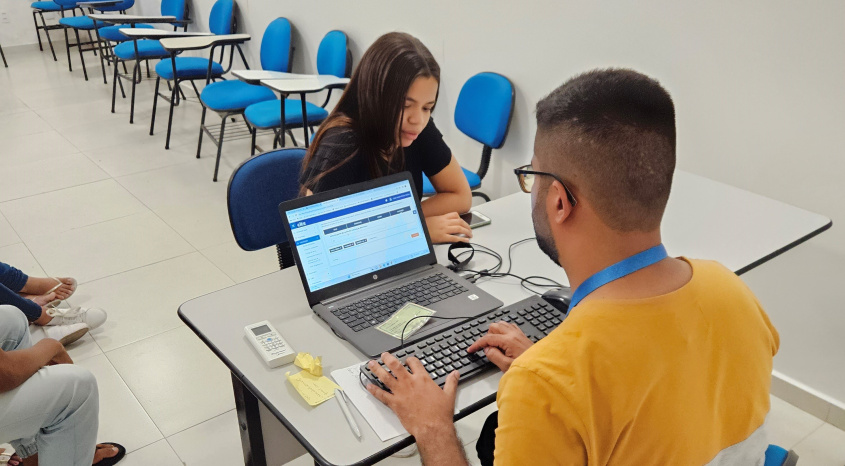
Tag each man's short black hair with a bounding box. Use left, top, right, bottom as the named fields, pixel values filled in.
left=536, top=69, right=676, bottom=231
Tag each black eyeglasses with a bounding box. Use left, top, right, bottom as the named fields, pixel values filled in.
left=513, top=164, right=577, bottom=206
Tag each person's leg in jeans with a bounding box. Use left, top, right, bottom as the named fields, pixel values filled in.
left=0, top=305, right=99, bottom=466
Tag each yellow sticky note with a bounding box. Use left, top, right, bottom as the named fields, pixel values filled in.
left=285, top=370, right=340, bottom=406
left=294, top=352, right=323, bottom=376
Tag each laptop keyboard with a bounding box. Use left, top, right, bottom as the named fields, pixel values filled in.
left=330, top=273, right=468, bottom=332
left=359, top=295, right=568, bottom=390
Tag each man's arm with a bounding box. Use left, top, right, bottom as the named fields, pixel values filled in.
left=0, top=339, right=67, bottom=393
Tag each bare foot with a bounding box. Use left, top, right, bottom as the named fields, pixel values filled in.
left=28, top=292, right=57, bottom=307
left=92, top=444, right=119, bottom=464
left=20, top=277, right=76, bottom=301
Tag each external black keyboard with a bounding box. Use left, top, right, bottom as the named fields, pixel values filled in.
left=330, top=273, right=467, bottom=332
left=359, top=294, right=568, bottom=391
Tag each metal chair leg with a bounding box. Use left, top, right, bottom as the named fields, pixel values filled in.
left=213, top=116, right=227, bottom=182
left=129, top=61, right=139, bottom=123
left=94, top=31, right=107, bottom=84
left=38, top=12, right=57, bottom=61
left=86, top=30, right=96, bottom=55
left=196, top=106, right=207, bottom=158
left=250, top=127, right=256, bottom=156
left=63, top=28, right=72, bottom=71
left=0, top=45, right=6, bottom=68
left=111, top=56, right=119, bottom=112
left=32, top=12, right=44, bottom=52
left=150, top=77, right=161, bottom=135
left=73, top=29, right=88, bottom=80
left=165, top=78, right=178, bottom=149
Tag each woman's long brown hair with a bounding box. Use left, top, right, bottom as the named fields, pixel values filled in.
left=299, top=32, right=440, bottom=195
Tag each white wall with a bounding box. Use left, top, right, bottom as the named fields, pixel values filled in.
left=11, top=0, right=843, bottom=404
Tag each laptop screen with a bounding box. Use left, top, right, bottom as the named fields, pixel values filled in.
left=285, top=178, right=431, bottom=292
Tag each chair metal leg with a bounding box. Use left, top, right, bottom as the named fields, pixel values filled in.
left=150, top=77, right=161, bottom=135
left=196, top=106, right=207, bottom=158
left=86, top=30, right=96, bottom=55
left=94, top=31, right=107, bottom=84
left=286, top=130, right=298, bottom=147
left=63, top=28, right=72, bottom=71
left=38, top=12, right=57, bottom=61
left=0, top=45, right=7, bottom=68
left=73, top=29, right=88, bottom=80
left=129, top=61, right=140, bottom=123
left=213, top=115, right=227, bottom=182
left=32, top=12, right=44, bottom=52
left=165, top=78, right=178, bottom=149
left=121, top=60, right=127, bottom=74
left=300, top=93, right=309, bottom=148
left=250, top=127, right=256, bottom=156
left=472, top=191, right=491, bottom=202
left=111, top=56, right=119, bottom=113
left=145, top=59, right=150, bottom=78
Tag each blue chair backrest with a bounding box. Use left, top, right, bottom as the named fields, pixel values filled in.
left=208, top=0, right=233, bottom=35
left=317, top=30, right=349, bottom=78
left=454, top=72, right=514, bottom=149
left=161, top=0, right=187, bottom=20
left=95, top=0, right=133, bottom=11
left=260, top=18, right=292, bottom=73
left=227, top=148, right=306, bottom=251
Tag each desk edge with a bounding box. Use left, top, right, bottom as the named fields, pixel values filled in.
left=735, top=219, right=832, bottom=276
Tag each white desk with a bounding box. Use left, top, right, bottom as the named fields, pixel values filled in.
left=89, top=14, right=178, bottom=25
left=178, top=170, right=830, bottom=465
left=231, top=70, right=316, bottom=85
left=119, top=29, right=211, bottom=39
left=159, top=33, right=251, bottom=52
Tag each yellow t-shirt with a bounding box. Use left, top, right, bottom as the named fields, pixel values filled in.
left=494, top=259, right=779, bottom=465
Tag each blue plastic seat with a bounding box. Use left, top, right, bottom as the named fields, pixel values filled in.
left=764, top=444, right=798, bottom=466
left=113, top=39, right=167, bottom=59
left=243, top=29, right=350, bottom=152
left=31, top=1, right=62, bottom=11
left=421, top=72, right=513, bottom=201
left=227, top=148, right=306, bottom=268
left=244, top=101, right=329, bottom=129
left=58, top=16, right=105, bottom=30
left=197, top=17, right=293, bottom=182
left=98, top=24, right=154, bottom=42
left=155, top=57, right=224, bottom=80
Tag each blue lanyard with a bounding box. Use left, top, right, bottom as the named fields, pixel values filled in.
left=568, top=244, right=669, bottom=310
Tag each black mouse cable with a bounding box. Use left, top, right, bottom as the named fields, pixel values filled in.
left=454, top=240, right=564, bottom=294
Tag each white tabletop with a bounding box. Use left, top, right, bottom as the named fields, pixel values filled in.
left=159, top=33, right=250, bottom=51
left=119, top=29, right=211, bottom=39
left=260, top=76, right=350, bottom=94
left=178, top=169, right=829, bottom=465
left=78, top=0, right=120, bottom=8
left=89, top=14, right=177, bottom=24
left=231, top=70, right=316, bottom=84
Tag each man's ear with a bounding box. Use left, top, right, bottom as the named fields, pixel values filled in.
left=548, top=181, right=574, bottom=226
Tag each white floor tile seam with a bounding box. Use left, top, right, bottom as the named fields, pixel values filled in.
left=1, top=198, right=145, bottom=236
left=73, top=249, right=201, bottom=287
left=163, top=408, right=237, bottom=445
left=97, top=320, right=189, bottom=355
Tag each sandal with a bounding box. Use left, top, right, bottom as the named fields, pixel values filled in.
left=92, top=443, right=125, bottom=466
left=46, top=277, right=77, bottom=307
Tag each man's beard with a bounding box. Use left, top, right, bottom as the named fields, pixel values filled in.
left=532, top=197, right=560, bottom=267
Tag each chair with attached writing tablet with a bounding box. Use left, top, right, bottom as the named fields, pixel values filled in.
left=422, top=71, right=514, bottom=202
left=227, top=148, right=306, bottom=269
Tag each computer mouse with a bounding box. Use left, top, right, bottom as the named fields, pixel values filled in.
left=542, top=287, right=572, bottom=313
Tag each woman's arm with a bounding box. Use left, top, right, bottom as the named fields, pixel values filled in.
left=421, top=155, right=472, bottom=217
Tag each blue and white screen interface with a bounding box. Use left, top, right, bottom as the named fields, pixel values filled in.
left=286, top=180, right=430, bottom=292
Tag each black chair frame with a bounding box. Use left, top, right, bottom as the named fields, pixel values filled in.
left=32, top=4, right=82, bottom=62
left=467, top=72, right=516, bottom=202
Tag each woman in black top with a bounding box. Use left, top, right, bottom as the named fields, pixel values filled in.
left=299, top=32, right=472, bottom=244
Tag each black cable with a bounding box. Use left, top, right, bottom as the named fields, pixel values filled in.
left=398, top=314, right=478, bottom=349
left=456, top=238, right=565, bottom=294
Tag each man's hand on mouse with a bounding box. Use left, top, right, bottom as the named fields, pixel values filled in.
left=467, top=321, right=534, bottom=373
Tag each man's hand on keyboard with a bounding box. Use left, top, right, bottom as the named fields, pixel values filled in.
left=365, top=352, right=460, bottom=439
left=466, top=321, right=534, bottom=372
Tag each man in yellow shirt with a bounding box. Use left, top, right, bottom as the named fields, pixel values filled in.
left=364, top=68, right=779, bottom=465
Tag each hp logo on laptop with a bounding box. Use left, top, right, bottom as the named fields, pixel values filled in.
left=373, top=274, right=378, bottom=280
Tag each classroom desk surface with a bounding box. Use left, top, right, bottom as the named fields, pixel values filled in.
left=89, top=14, right=178, bottom=24
left=179, top=169, right=830, bottom=465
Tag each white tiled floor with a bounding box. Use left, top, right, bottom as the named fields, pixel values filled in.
left=1, top=43, right=844, bottom=465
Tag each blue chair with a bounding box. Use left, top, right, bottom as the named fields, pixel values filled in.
left=58, top=0, right=135, bottom=83
left=108, top=0, right=189, bottom=124
left=243, top=30, right=351, bottom=153
left=31, top=0, right=81, bottom=61
left=421, top=72, right=514, bottom=202
left=764, top=444, right=798, bottom=466
left=150, top=0, right=241, bottom=149
left=197, top=17, right=293, bottom=182
left=227, top=148, right=306, bottom=269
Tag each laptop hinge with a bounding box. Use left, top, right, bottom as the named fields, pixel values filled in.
left=321, top=266, right=434, bottom=305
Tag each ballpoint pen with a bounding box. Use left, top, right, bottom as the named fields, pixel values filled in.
left=335, top=389, right=362, bottom=440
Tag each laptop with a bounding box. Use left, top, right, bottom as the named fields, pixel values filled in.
left=278, top=172, right=503, bottom=357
